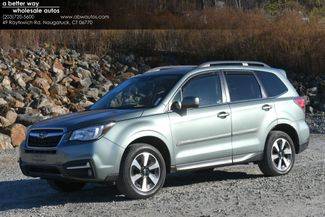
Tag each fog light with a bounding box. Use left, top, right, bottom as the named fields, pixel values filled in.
left=64, top=160, right=95, bottom=179
left=66, top=162, right=91, bottom=170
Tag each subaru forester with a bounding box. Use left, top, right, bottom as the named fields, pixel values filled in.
left=19, top=61, right=310, bottom=198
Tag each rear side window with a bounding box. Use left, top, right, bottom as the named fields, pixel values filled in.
left=225, top=73, right=262, bottom=102
left=256, top=72, right=288, bottom=97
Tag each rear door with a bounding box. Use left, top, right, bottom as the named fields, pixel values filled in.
left=223, top=71, right=277, bottom=162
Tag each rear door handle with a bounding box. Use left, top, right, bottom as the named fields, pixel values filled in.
left=262, top=104, right=272, bottom=111
left=217, top=111, right=230, bottom=119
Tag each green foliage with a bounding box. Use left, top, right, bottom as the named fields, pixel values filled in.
left=264, top=1, right=283, bottom=15
left=310, top=6, right=325, bottom=16
left=264, top=0, right=324, bottom=16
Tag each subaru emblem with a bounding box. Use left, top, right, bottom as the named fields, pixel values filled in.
left=38, top=132, right=48, bottom=139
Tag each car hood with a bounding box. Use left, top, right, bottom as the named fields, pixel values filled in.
left=31, top=109, right=144, bottom=131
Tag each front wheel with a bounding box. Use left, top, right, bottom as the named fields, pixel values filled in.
left=117, top=143, right=166, bottom=199
left=47, top=180, right=86, bottom=192
left=258, top=131, right=295, bottom=176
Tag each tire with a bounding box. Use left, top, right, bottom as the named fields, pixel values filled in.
left=117, top=143, right=166, bottom=199
left=47, top=180, right=86, bottom=192
left=258, top=131, right=295, bottom=176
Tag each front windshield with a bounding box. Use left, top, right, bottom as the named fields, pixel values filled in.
left=90, top=74, right=182, bottom=110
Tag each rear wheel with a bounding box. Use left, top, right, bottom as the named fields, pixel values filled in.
left=47, top=180, right=85, bottom=192
left=117, top=143, right=166, bottom=199
left=258, top=131, right=295, bottom=176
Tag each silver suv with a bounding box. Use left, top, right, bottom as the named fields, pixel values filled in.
left=19, top=61, right=310, bottom=198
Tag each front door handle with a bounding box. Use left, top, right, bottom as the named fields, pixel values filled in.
left=217, top=111, right=230, bottom=119
left=262, top=104, right=272, bottom=111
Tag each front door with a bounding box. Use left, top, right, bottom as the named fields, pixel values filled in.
left=168, top=72, right=232, bottom=169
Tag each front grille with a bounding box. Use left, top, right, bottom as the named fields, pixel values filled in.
left=24, top=149, right=56, bottom=154
left=28, top=129, right=64, bottom=147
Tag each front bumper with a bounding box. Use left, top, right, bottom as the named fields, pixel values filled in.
left=19, top=136, right=124, bottom=182
left=20, top=159, right=99, bottom=182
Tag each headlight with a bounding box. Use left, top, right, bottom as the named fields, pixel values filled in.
left=70, top=123, right=115, bottom=141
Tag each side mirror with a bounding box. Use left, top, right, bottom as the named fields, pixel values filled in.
left=171, top=101, right=182, bottom=111
left=182, top=96, right=199, bottom=109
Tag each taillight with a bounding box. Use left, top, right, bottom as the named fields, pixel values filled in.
left=294, top=97, right=305, bottom=110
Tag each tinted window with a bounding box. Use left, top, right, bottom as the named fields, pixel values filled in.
left=91, top=74, right=182, bottom=110
left=256, top=72, right=288, bottom=97
left=182, top=74, right=222, bottom=107
left=225, top=73, right=262, bottom=101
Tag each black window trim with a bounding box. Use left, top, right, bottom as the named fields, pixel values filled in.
left=167, top=70, right=227, bottom=111
left=222, top=70, right=267, bottom=103
left=252, top=71, right=268, bottom=98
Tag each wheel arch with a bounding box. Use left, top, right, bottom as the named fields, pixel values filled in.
left=120, top=136, right=172, bottom=174
left=269, top=123, right=300, bottom=154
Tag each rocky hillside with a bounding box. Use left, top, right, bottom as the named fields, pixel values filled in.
left=0, top=47, right=152, bottom=150
left=0, top=47, right=324, bottom=150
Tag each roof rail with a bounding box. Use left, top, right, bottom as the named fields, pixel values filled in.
left=199, top=61, right=270, bottom=68
left=145, top=65, right=196, bottom=73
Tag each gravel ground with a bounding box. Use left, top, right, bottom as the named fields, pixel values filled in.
left=0, top=135, right=324, bottom=217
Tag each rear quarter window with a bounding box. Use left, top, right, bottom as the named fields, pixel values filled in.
left=256, top=72, right=288, bottom=97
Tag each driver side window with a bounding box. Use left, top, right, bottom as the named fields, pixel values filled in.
left=182, top=73, right=222, bottom=107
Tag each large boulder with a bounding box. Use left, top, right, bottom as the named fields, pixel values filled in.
left=0, top=133, right=12, bottom=150
left=31, top=96, right=53, bottom=109
left=10, top=124, right=26, bottom=147
left=36, top=71, right=53, bottom=85
left=15, top=101, right=25, bottom=109
left=85, top=88, right=99, bottom=101
left=13, top=73, right=27, bottom=88
left=39, top=60, right=51, bottom=71
left=0, top=98, right=7, bottom=106
left=80, top=77, right=92, bottom=89
left=77, top=61, right=89, bottom=69
left=76, top=67, right=92, bottom=79
left=0, top=109, right=17, bottom=127
left=50, top=105, right=70, bottom=116
left=28, top=85, right=43, bottom=98
left=74, top=67, right=93, bottom=88
left=0, top=63, right=8, bottom=70
left=82, top=54, right=99, bottom=61
left=49, top=84, right=68, bottom=97
left=52, top=59, right=64, bottom=74
left=1, top=76, right=12, bottom=91
left=33, top=77, right=50, bottom=95
left=52, top=59, right=65, bottom=82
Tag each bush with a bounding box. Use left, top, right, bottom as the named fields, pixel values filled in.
left=0, top=9, right=324, bottom=78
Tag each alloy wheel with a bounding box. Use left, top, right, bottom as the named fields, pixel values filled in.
left=271, top=138, right=293, bottom=172
left=130, top=152, right=161, bottom=192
